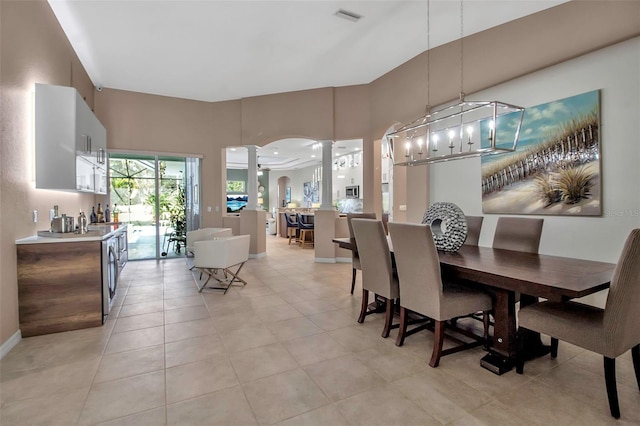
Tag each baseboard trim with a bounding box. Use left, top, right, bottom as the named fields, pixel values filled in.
left=0, top=330, right=22, bottom=360
left=315, top=258, right=336, bottom=264
left=335, top=257, right=351, bottom=264
left=249, top=252, right=266, bottom=259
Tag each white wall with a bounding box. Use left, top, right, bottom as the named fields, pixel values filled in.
left=430, top=37, right=640, bottom=264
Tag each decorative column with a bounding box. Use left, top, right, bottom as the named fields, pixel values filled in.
left=245, top=145, right=259, bottom=210
left=319, top=140, right=333, bottom=210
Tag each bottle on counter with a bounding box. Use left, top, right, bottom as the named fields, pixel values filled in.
left=105, top=204, right=111, bottom=223
left=113, top=203, right=119, bottom=223
left=97, top=203, right=104, bottom=223
left=90, top=206, right=97, bottom=224
left=77, top=211, right=87, bottom=234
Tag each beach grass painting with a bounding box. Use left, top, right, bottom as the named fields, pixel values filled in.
left=481, top=90, right=601, bottom=216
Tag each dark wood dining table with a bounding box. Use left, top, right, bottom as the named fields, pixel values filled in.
left=332, top=237, right=617, bottom=373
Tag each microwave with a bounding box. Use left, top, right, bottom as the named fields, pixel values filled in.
left=345, top=185, right=359, bottom=199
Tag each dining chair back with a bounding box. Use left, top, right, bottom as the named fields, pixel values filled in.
left=389, top=222, right=492, bottom=367
left=463, top=216, right=484, bottom=246
left=347, top=212, right=376, bottom=294
left=517, top=228, right=640, bottom=419
left=351, top=218, right=399, bottom=337
left=492, top=217, right=543, bottom=253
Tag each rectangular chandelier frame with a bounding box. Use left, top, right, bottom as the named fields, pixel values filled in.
left=389, top=100, right=525, bottom=166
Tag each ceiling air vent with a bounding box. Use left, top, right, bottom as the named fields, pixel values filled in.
left=335, top=9, right=363, bottom=23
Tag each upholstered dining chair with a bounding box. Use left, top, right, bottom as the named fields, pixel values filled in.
left=347, top=212, right=377, bottom=294
left=516, top=228, right=640, bottom=419
left=463, top=215, right=484, bottom=246
left=296, top=213, right=315, bottom=248
left=492, top=217, right=543, bottom=253
left=351, top=218, right=399, bottom=338
left=388, top=222, right=492, bottom=367
left=284, top=212, right=298, bottom=245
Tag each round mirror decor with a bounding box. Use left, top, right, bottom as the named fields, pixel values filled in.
left=421, top=202, right=468, bottom=252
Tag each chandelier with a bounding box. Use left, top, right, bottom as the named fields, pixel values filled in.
left=389, top=1, right=524, bottom=166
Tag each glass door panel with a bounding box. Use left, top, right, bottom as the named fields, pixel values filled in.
left=157, top=156, right=186, bottom=258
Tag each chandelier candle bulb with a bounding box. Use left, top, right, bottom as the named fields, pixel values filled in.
left=405, top=141, right=411, bottom=157
left=432, top=134, right=439, bottom=152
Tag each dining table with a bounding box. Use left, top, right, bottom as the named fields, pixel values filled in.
left=332, top=237, right=617, bottom=374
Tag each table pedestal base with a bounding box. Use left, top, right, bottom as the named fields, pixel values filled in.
left=480, top=353, right=513, bottom=375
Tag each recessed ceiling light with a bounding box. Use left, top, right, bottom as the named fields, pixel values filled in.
left=274, top=151, right=278, bottom=155
left=335, top=9, right=363, bottom=23
left=311, top=154, right=316, bottom=158
left=230, top=148, right=236, bottom=151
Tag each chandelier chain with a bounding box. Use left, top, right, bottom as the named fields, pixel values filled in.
left=426, top=0, right=430, bottom=113
left=460, top=0, right=464, bottom=101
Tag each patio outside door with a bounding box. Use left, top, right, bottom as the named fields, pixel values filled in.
left=109, top=153, right=200, bottom=260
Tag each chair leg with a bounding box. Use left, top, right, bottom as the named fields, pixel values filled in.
left=482, top=311, right=490, bottom=341
left=350, top=268, right=357, bottom=295
left=632, top=345, right=640, bottom=392
left=429, top=320, right=445, bottom=368
left=381, top=297, right=394, bottom=338
left=550, top=338, right=559, bottom=358
left=604, top=357, right=621, bottom=419
left=357, top=289, right=369, bottom=324
left=395, top=306, right=408, bottom=347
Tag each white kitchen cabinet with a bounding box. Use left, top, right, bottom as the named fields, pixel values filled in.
left=35, top=83, right=107, bottom=193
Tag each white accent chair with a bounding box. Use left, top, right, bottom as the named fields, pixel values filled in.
left=186, top=228, right=233, bottom=257
left=193, top=235, right=250, bottom=294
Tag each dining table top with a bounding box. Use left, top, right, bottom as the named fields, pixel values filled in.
left=332, top=237, right=617, bottom=301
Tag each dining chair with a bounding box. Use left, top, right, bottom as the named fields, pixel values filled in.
left=492, top=217, right=543, bottom=253
left=351, top=218, right=399, bottom=338
left=516, top=228, right=640, bottom=419
left=284, top=212, right=298, bottom=245
left=296, top=213, right=314, bottom=249
left=463, top=215, right=484, bottom=246
left=347, top=212, right=377, bottom=294
left=388, top=222, right=492, bottom=367
left=193, top=235, right=251, bottom=294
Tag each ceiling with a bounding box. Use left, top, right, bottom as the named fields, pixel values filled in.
left=48, top=0, right=567, bottom=103
left=48, top=0, right=567, bottom=170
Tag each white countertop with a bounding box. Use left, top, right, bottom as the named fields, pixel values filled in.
left=16, top=224, right=127, bottom=244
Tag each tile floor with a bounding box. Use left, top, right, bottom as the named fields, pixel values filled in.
left=1, top=235, right=639, bottom=425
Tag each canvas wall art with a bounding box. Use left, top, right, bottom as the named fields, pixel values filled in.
left=481, top=90, right=601, bottom=216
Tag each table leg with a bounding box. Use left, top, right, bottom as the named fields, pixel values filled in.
left=480, top=289, right=517, bottom=375
left=518, top=294, right=551, bottom=360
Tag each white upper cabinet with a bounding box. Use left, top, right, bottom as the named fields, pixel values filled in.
left=35, top=83, right=107, bottom=194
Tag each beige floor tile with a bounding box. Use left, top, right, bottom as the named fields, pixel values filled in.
left=219, top=325, right=278, bottom=353
left=164, top=286, right=200, bottom=299
left=304, top=353, right=385, bottom=401
left=355, top=346, right=428, bottom=382
left=78, top=371, right=165, bottom=425
left=275, top=403, right=350, bottom=426
left=164, top=317, right=217, bottom=343
left=166, top=357, right=238, bottom=403
left=307, top=310, right=357, bottom=331
left=122, top=291, right=164, bottom=305
left=118, top=300, right=165, bottom=317
left=163, top=295, right=205, bottom=310
left=242, top=368, right=329, bottom=424
left=165, top=333, right=226, bottom=368
left=335, top=384, right=439, bottom=426
left=266, top=316, right=324, bottom=342
left=167, top=385, right=257, bottom=425
left=291, top=299, right=341, bottom=316
left=392, top=368, right=492, bottom=424
left=0, top=387, right=88, bottom=426
left=230, top=343, right=299, bottom=382
left=104, top=326, right=164, bottom=354
left=283, top=333, right=351, bottom=366
left=113, top=311, right=164, bottom=333
left=254, top=303, right=304, bottom=323
left=450, top=399, right=540, bottom=426
left=164, top=305, right=211, bottom=324
left=0, top=356, right=100, bottom=404
left=328, top=324, right=392, bottom=353
left=125, top=284, right=163, bottom=294
left=237, top=285, right=277, bottom=299
left=97, top=407, right=166, bottom=426
left=94, top=345, right=164, bottom=383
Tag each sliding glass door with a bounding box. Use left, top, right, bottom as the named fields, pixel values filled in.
left=109, top=153, right=201, bottom=260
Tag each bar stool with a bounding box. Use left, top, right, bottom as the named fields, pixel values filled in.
left=284, top=212, right=298, bottom=245
left=296, top=213, right=314, bottom=249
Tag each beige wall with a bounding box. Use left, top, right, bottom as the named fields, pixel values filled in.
left=0, top=1, right=99, bottom=345
left=2, top=0, right=639, bottom=348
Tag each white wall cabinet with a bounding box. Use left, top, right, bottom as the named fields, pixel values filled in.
left=35, top=83, right=107, bottom=194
